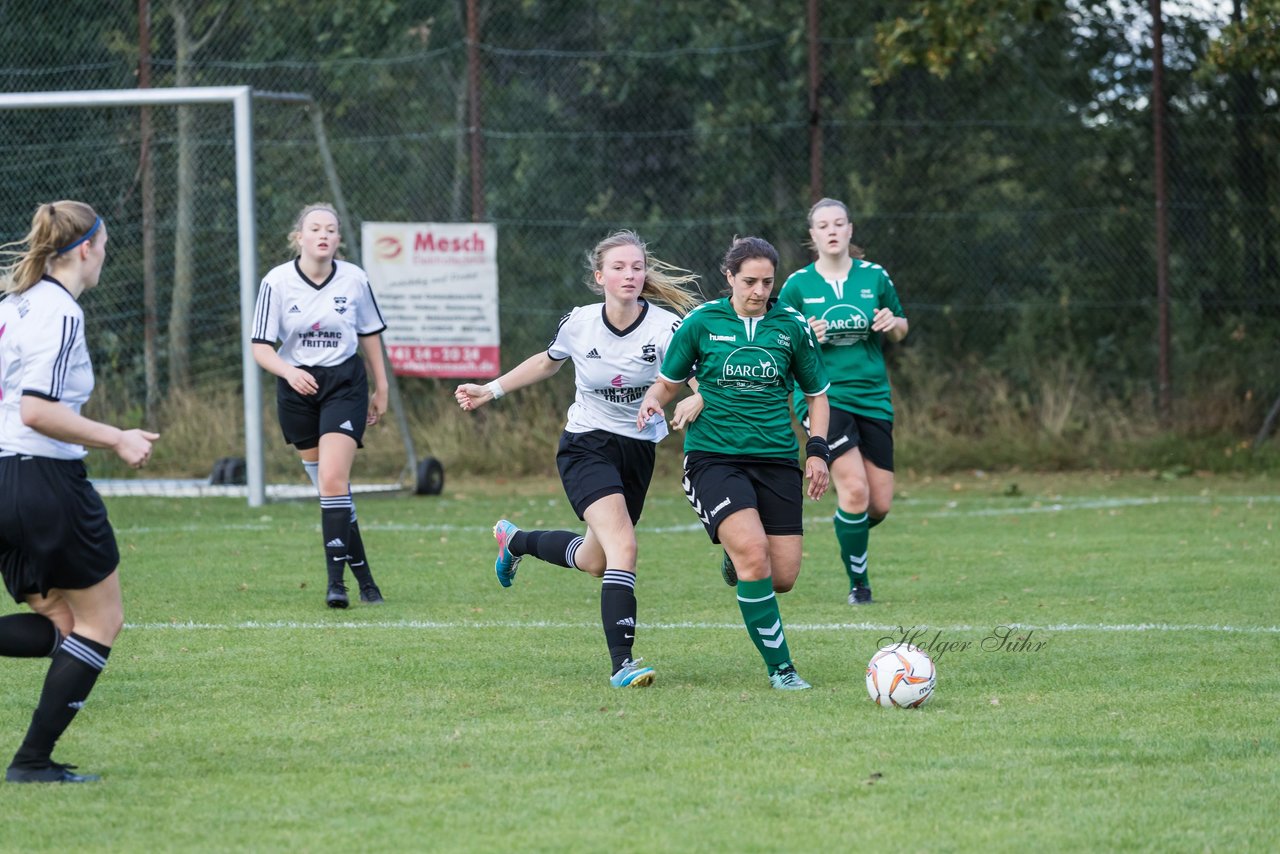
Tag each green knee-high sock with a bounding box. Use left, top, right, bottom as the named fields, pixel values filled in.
left=834, top=509, right=870, bottom=590
left=736, top=578, right=793, bottom=674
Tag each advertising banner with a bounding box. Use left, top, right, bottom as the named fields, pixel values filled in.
left=361, top=222, right=500, bottom=378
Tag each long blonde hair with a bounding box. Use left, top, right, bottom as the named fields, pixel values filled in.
left=585, top=229, right=702, bottom=315
left=0, top=200, right=101, bottom=295
left=287, top=202, right=342, bottom=258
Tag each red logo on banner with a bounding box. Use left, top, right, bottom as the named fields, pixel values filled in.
left=374, top=236, right=403, bottom=259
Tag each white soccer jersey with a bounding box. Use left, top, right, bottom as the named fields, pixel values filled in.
left=0, top=277, right=96, bottom=459
left=252, top=258, right=387, bottom=367
left=547, top=300, right=683, bottom=442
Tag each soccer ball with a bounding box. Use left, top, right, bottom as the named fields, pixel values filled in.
left=865, top=643, right=936, bottom=708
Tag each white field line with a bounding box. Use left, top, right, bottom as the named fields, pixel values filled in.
left=114, top=493, right=1280, bottom=536
left=124, top=619, right=1280, bottom=635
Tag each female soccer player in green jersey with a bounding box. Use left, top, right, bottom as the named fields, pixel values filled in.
left=777, top=198, right=909, bottom=606
left=637, top=236, right=831, bottom=691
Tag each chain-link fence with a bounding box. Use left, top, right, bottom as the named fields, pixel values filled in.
left=2, top=2, right=1277, bottom=476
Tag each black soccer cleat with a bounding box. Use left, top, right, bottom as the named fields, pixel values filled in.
left=6, top=762, right=101, bottom=784
left=326, top=582, right=350, bottom=609
left=848, top=586, right=873, bottom=605
left=720, top=551, right=738, bottom=587
left=358, top=583, right=384, bottom=605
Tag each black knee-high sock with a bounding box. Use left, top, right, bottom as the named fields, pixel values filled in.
left=600, top=570, right=637, bottom=673
left=320, top=494, right=353, bottom=586
left=868, top=514, right=887, bottom=530
left=11, top=633, right=110, bottom=769
left=509, top=530, right=584, bottom=569
left=347, top=520, right=376, bottom=588
left=0, top=613, right=60, bottom=658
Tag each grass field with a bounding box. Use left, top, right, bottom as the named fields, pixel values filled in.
left=2, top=470, right=1277, bottom=852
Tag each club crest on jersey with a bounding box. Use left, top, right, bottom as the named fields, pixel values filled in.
left=820, top=305, right=870, bottom=343
left=333, top=295, right=348, bottom=314
left=718, top=346, right=781, bottom=390
left=640, top=343, right=656, bottom=363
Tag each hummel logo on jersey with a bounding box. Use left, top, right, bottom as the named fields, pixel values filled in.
left=339, top=420, right=354, bottom=431
left=710, top=333, right=736, bottom=342
left=803, top=297, right=825, bottom=304
left=615, top=617, right=636, bottom=627
left=327, top=538, right=345, bottom=548
left=288, top=304, right=301, bottom=313
left=586, top=348, right=601, bottom=359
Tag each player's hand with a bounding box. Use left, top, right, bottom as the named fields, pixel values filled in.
left=115, top=429, right=160, bottom=468
left=670, top=392, right=703, bottom=431
left=636, top=396, right=664, bottom=431
left=807, top=316, right=828, bottom=343
left=367, top=387, right=389, bottom=425
left=871, top=308, right=898, bottom=333
left=805, top=456, right=829, bottom=501
left=287, top=367, right=318, bottom=396
left=454, top=382, right=491, bottom=412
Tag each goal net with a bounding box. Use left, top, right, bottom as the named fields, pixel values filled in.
left=0, top=87, right=417, bottom=505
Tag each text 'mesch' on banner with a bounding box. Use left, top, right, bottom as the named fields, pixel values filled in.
left=361, top=222, right=500, bottom=378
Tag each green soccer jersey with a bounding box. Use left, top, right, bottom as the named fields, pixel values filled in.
left=659, top=297, right=829, bottom=459
left=778, top=259, right=905, bottom=422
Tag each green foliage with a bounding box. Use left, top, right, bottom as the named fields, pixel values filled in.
left=1, top=1, right=1275, bottom=465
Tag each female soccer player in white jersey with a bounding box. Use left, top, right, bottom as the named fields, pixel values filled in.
left=252, top=203, right=389, bottom=608
left=637, top=236, right=831, bottom=691
left=777, top=198, right=908, bottom=605
left=454, top=230, right=703, bottom=688
left=0, top=201, right=159, bottom=783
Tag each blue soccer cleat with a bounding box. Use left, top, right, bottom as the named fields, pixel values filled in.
left=610, top=658, right=656, bottom=688
left=768, top=663, right=812, bottom=691
left=493, top=520, right=522, bottom=588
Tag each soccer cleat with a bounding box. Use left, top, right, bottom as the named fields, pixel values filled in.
left=769, top=663, right=812, bottom=691
left=848, top=586, right=873, bottom=606
left=6, top=762, right=101, bottom=784
left=492, top=519, right=522, bottom=588
left=326, top=581, right=349, bottom=609
left=610, top=658, right=656, bottom=688
left=720, top=551, right=738, bottom=587
left=358, top=583, right=384, bottom=605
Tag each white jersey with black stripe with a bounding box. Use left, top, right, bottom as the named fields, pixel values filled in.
left=547, top=300, right=682, bottom=443
left=0, top=276, right=96, bottom=459
left=252, top=258, right=387, bottom=367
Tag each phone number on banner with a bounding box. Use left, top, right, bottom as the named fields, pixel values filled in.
left=388, top=345, right=500, bottom=378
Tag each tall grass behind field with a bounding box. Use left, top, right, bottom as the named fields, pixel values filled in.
left=84, top=350, right=1280, bottom=481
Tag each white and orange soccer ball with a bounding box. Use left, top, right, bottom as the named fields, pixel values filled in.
left=865, top=643, right=936, bottom=708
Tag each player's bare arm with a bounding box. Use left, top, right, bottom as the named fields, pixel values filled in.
left=455, top=351, right=564, bottom=411
left=252, top=342, right=318, bottom=395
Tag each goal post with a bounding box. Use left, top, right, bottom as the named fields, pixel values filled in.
left=0, top=86, right=417, bottom=507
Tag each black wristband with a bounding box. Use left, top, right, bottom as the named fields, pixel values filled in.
left=805, top=436, right=830, bottom=463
